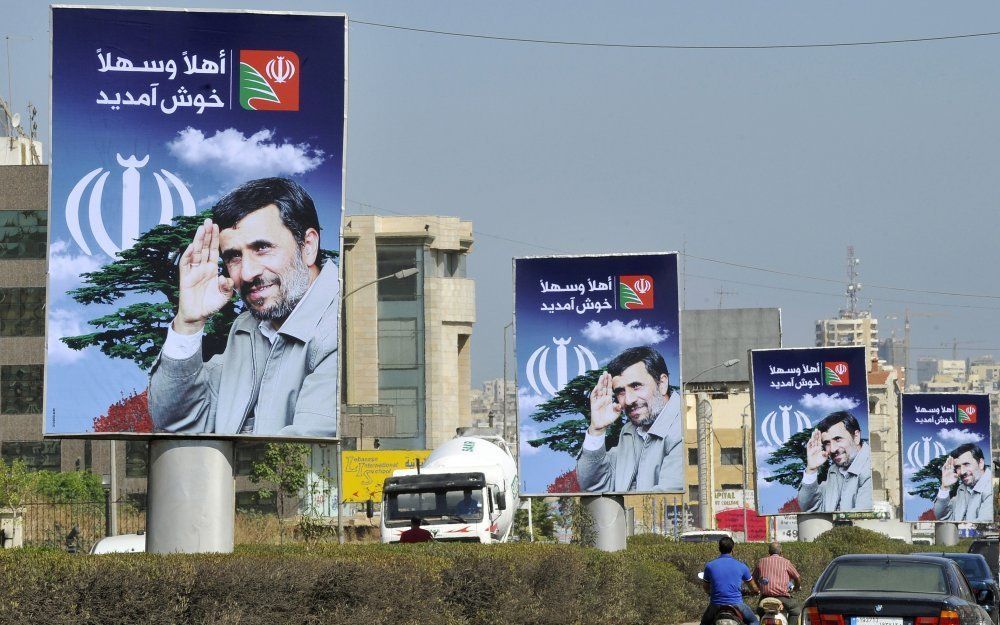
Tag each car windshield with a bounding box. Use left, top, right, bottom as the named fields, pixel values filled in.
left=385, top=489, right=484, bottom=525
left=821, top=561, right=947, bottom=594
left=949, top=557, right=990, bottom=580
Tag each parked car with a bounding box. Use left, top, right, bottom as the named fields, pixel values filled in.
left=916, top=553, right=999, bottom=623
left=804, top=554, right=992, bottom=625
left=89, top=532, right=145, bottom=554
left=680, top=530, right=734, bottom=543
left=970, top=537, right=999, bottom=583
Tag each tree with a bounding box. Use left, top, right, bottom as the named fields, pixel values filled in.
left=0, top=460, right=33, bottom=509
left=527, top=369, right=616, bottom=457
left=547, top=469, right=580, bottom=494
left=92, top=390, right=153, bottom=432
left=764, top=428, right=829, bottom=487
left=61, top=212, right=337, bottom=370
left=249, top=443, right=311, bottom=541
left=908, top=454, right=948, bottom=502
left=512, top=498, right=557, bottom=542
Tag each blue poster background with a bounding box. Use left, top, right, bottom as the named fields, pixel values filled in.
left=750, top=346, right=870, bottom=515
left=46, top=8, right=345, bottom=436
left=901, top=393, right=993, bottom=522
left=515, top=253, right=681, bottom=495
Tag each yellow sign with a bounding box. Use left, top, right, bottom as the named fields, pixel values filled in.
left=342, top=450, right=431, bottom=502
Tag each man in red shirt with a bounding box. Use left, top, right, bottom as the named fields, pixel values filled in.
left=398, top=517, right=434, bottom=543
left=753, top=542, right=801, bottom=625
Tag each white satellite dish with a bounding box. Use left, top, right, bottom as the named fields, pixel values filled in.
left=10, top=113, right=20, bottom=128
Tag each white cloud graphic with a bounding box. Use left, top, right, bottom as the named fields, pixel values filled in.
left=756, top=468, right=775, bottom=489
left=49, top=240, right=105, bottom=292
left=937, top=428, right=984, bottom=447
left=580, top=319, right=670, bottom=349
left=167, top=127, right=325, bottom=180
left=518, top=388, right=547, bottom=419
left=799, top=393, right=860, bottom=414
left=47, top=308, right=89, bottom=364
left=519, top=425, right=543, bottom=457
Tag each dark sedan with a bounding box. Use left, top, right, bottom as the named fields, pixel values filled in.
left=804, top=555, right=992, bottom=625
left=916, top=553, right=999, bottom=623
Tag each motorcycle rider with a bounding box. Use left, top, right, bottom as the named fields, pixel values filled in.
left=702, top=536, right=761, bottom=625
left=753, top=542, right=802, bottom=625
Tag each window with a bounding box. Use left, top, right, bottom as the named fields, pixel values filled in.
left=0, top=210, right=47, bottom=259
left=1, top=365, right=43, bottom=414
left=378, top=318, right=418, bottom=368
left=872, top=470, right=884, bottom=491
left=125, top=441, right=148, bottom=477
left=688, top=485, right=699, bottom=501
left=1, top=441, right=61, bottom=471
left=380, top=387, right=419, bottom=437
left=234, top=442, right=269, bottom=476
left=720, top=483, right=743, bottom=491
left=376, top=246, right=419, bottom=301
left=0, top=288, right=45, bottom=336
left=720, top=448, right=743, bottom=466
left=236, top=490, right=276, bottom=514
left=688, top=448, right=698, bottom=466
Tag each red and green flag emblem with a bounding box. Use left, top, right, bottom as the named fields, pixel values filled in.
left=239, top=50, right=300, bottom=111
left=619, top=275, right=654, bottom=310
left=957, top=404, right=977, bottom=424
left=824, top=361, right=850, bottom=386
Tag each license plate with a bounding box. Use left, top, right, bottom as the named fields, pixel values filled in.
left=853, top=618, right=903, bottom=625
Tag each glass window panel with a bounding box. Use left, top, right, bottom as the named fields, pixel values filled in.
left=234, top=442, right=269, bottom=476
left=376, top=246, right=418, bottom=301
left=1, top=364, right=44, bottom=414
left=236, top=490, right=276, bottom=514
left=720, top=448, right=743, bottom=466
left=378, top=318, right=418, bottom=369
left=1, top=441, right=61, bottom=471
left=0, top=210, right=47, bottom=259
left=0, top=288, right=46, bottom=337
left=380, top=387, right=418, bottom=437
left=125, top=441, right=148, bottom=477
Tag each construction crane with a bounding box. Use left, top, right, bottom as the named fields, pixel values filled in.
left=941, top=338, right=982, bottom=360
left=883, top=309, right=947, bottom=375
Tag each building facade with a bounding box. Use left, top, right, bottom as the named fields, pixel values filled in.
left=341, top=215, right=475, bottom=451
left=816, top=311, right=879, bottom=362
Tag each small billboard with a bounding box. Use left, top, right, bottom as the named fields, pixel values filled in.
left=901, top=393, right=993, bottom=523
left=515, top=253, right=682, bottom=495
left=342, top=450, right=432, bottom=503
left=750, top=346, right=872, bottom=516
left=47, top=7, right=346, bottom=440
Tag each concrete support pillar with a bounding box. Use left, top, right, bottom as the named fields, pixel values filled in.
left=934, top=522, right=959, bottom=547
left=583, top=495, right=627, bottom=552
left=147, top=440, right=235, bottom=554
left=797, top=513, right=833, bottom=542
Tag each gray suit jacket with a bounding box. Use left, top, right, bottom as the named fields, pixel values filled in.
left=934, top=469, right=993, bottom=522
left=797, top=442, right=872, bottom=513
left=148, top=264, right=339, bottom=436
left=576, top=392, right=684, bottom=493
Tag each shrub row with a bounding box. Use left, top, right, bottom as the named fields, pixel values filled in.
left=0, top=527, right=964, bottom=625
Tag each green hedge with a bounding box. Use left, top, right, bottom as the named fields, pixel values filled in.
left=0, top=527, right=967, bottom=625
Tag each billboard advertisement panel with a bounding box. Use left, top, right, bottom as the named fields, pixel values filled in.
left=515, top=253, right=682, bottom=495
left=47, top=7, right=345, bottom=439
left=750, top=346, right=871, bottom=515
left=342, top=450, right=431, bottom=503
left=901, top=393, right=993, bottom=523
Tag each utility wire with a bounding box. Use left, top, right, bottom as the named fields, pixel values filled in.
left=352, top=19, right=1000, bottom=50
left=347, top=197, right=1000, bottom=304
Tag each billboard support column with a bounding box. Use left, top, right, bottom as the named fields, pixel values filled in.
left=697, top=393, right=712, bottom=529
left=583, top=495, right=626, bottom=552
left=934, top=522, right=959, bottom=547
left=147, top=440, right=235, bottom=554
left=796, top=513, right=832, bottom=542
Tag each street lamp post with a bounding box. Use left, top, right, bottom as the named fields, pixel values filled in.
left=336, top=266, right=419, bottom=544
left=687, top=359, right=740, bottom=530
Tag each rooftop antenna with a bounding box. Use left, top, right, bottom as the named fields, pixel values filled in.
left=845, top=245, right=861, bottom=318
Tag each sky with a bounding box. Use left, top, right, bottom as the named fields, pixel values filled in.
left=6, top=1, right=1000, bottom=392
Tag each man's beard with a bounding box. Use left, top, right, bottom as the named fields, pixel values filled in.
left=625, top=394, right=668, bottom=429
left=241, top=251, right=311, bottom=322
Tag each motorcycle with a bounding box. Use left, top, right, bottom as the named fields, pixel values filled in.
left=758, top=596, right=789, bottom=625
left=697, top=571, right=751, bottom=625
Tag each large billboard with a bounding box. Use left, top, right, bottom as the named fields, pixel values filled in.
left=750, top=346, right=871, bottom=515
left=901, top=393, right=993, bottom=523
left=47, top=8, right=345, bottom=439
left=515, top=253, right=682, bottom=495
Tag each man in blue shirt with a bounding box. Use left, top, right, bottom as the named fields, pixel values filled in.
left=701, top=536, right=760, bottom=625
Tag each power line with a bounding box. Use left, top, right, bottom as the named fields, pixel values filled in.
left=347, top=198, right=1000, bottom=303
left=352, top=19, right=1000, bottom=50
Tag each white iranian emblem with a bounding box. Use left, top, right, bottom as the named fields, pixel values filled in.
left=65, top=153, right=195, bottom=257
left=760, top=405, right=812, bottom=448
left=265, top=56, right=296, bottom=84
left=906, top=437, right=946, bottom=472
left=525, top=337, right=598, bottom=397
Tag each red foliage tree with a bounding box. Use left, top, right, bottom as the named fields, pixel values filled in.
left=92, top=389, right=153, bottom=433
left=547, top=469, right=581, bottom=493
left=918, top=507, right=937, bottom=521
left=778, top=497, right=801, bottom=514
